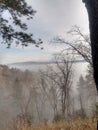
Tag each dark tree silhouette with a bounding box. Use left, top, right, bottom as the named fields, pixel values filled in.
left=0, top=0, right=42, bottom=48
left=83, top=0, right=98, bottom=91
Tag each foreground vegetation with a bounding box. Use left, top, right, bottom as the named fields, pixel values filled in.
left=9, top=118, right=96, bottom=130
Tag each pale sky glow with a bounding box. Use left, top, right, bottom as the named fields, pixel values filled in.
left=0, top=0, right=89, bottom=64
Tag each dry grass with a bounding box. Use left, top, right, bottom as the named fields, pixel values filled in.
left=10, top=118, right=97, bottom=130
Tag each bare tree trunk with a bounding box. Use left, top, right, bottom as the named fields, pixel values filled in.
left=83, top=0, right=98, bottom=91
left=83, top=0, right=98, bottom=128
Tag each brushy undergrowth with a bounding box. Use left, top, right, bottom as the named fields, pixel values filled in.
left=9, top=117, right=97, bottom=130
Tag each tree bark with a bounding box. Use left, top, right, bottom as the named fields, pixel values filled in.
left=83, top=0, right=98, bottom=91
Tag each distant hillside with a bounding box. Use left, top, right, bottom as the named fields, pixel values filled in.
left=7, top=61, right=56, bottom=71
left=7, top=60, right=86, bottom=71
left=8, top=61, right=57, bottom=66
left=8, top=59, right=86, bottom=65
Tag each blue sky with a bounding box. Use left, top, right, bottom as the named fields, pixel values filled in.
left=0, top=0, right=89, bottom=64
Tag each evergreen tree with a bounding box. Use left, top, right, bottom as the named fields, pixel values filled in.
left=85, top=65, right=97, bottom=115
left=77, top=66, right=97, bottom=116
left=0, top=0, right=42, bottom=47
left=77, top=75, right=86, bottom=117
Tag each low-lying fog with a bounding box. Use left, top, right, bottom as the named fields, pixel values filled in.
left=0, top=61, right=96, bottom=129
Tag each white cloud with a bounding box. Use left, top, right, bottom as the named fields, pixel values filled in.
left=27, top=0, right=89, bottom=39
left=1, top=0, right=89, bottom=64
